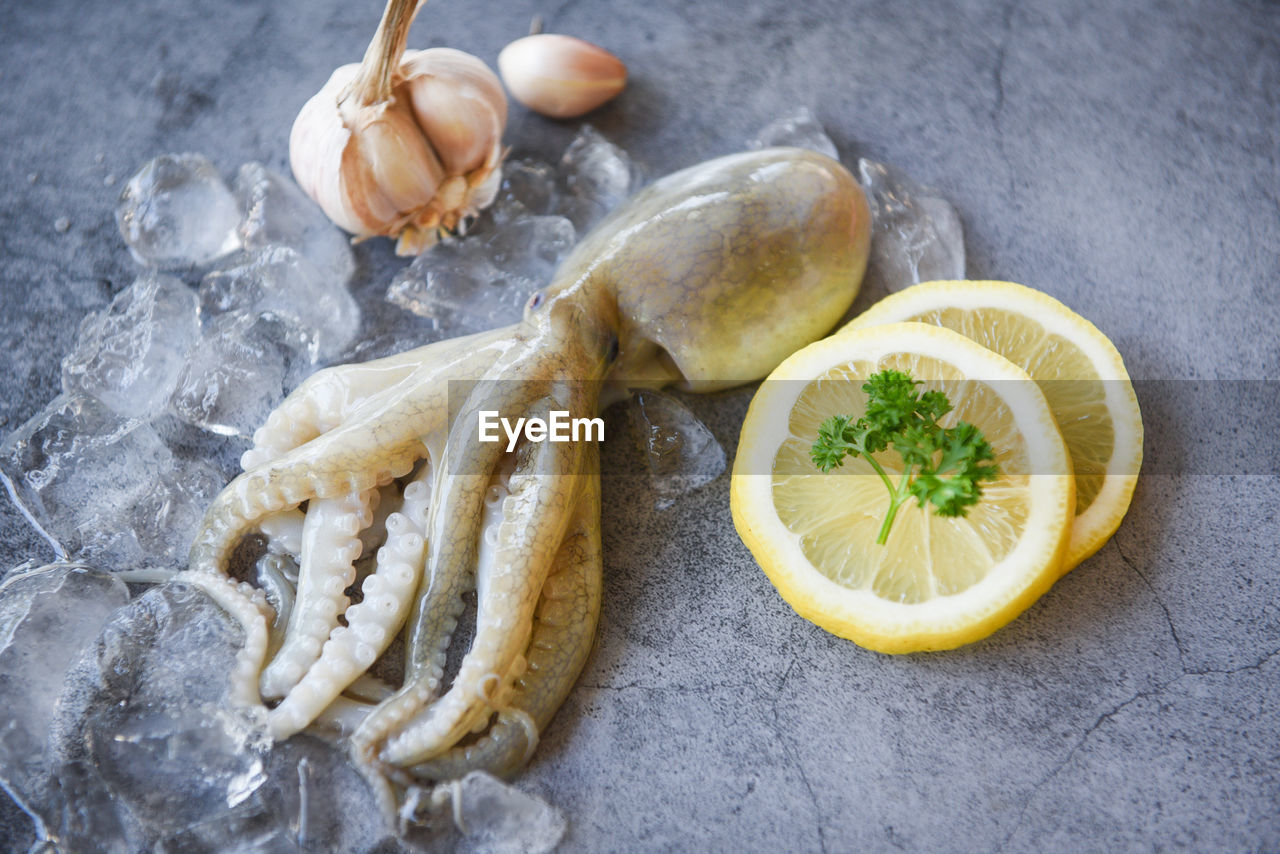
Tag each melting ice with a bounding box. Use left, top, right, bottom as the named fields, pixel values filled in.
left=858, top=158, right=966, bottom=293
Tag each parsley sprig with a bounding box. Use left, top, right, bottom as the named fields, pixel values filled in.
left=810, top=369, right=999, bottom=545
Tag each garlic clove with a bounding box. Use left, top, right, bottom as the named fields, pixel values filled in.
left=291, top=63, right=445, bottom=238
left=291, top=66, right=365, bottom=235
left=345, top=101, right=446, bottom=228
left=466, top=156, right=504, bottom=214
left=400, top=48, right=507, bottom=178
left=498, top=34, right=627, bottom=119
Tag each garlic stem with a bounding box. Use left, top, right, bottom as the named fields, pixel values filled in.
left=346, top=0, right=422, bottom=107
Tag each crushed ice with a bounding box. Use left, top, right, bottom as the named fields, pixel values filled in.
left=0, top=563, right=130, bottom=836
left=233, top=162, right=355, bottom=288
left=629, top=391, right=727, bottom=510
left=2, top=156, right=358, bottom=571
left=44, top=579, right=401, bottom=851
left=857, top=158, right=965, bottom=294
left=2, top=116, right=965, bottom=848
left=750, top=107, right=840, bottom=161
left=447, top=771, right=567, bottom=854
left=61, top=272, right=200, bottom=420
left=0, top=395, right=223, bottom=569
left=170, top=311, right=316, bottom=437
left=199, top=246, right=357, bottom=363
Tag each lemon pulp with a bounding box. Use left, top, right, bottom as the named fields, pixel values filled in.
left=841, top=281, right=1142, bottom=569
left=731, top=322, right=1075, bottom=652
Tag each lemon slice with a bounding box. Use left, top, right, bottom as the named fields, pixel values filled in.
left=840, top=280, right=1142, bottom=570
left=730, top=323, right=1074, bottom=652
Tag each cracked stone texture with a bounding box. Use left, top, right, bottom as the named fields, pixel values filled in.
left=2, top=0, right=1278, bottom=851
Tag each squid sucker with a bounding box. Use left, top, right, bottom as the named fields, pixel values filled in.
left=181, top=147, right=870, bottom=797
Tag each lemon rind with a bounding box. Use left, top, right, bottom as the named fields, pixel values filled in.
left=840, top=280, right=1142, bottom=571
left=731, top=322, right=1075, bottom=653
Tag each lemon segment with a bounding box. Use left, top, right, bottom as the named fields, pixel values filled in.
left=731, top=323, right=1075, bottom=653
left=839, top=281, right=1142, bottom=570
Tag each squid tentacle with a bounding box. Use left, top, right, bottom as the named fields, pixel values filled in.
left=269, top=465, right=435, bottom=738
left=314, top=694, right=377, bottom=738
left=188, top=387, right=451, bottom=575
left=409, top=460, right=602, bottom=780
left=404, top=372, right=552, bottom=682
left=192, top=329, right=513, bottom=579
left=260, top=487, right=379, bottom=699
left=345, top=672, right=398, bottom=703
left=254, top=551, right=299, bottom=660
left=243, top=326, right=514, bottom=470
left=350, top=355, right=560, bottom=757
left=357, top=480, right=406, bottom=564
left=259, top=509, right=306, bottom=556
left=349, top=437, right=509, bottom=761
left=381, top=398, right=590, bottom=766
left=350, top=342, right=582, bottom=760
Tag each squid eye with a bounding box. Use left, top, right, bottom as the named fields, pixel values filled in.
left=605, top=334, right=620, bottom=363
left=528, top=292, right=544, bottom=311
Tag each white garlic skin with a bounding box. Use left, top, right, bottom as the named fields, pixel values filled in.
left=498, top=34, right=627, bottom=119
left=289, top=49, right=507, bottom=255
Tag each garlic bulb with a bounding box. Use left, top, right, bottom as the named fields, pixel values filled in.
left=290, top=0, right=507, bottom=255
left=498, top=34, right=627, bottom=119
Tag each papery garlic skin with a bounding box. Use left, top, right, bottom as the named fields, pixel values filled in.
left=290, top=66, right=369, bottom=237
left=498, top=34, right=627, bottom=119
left=290, top=38, right=507, bottom=256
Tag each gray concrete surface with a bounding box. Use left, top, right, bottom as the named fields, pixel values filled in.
left=2, top=0, right=1278, bottom=850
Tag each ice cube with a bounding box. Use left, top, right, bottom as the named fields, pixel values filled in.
left=129, top=459, right=226, bottom=567
left=0, top=394, right=137, bottom=560
left=45, top=582, right=270, bottom=846
left=484, top=215, right=576, bottom=290
left=39, top=756, right=139, bottom=852
left=98, top=708, right=268, bottom=833
left=491, top=158, right=559, bottom=225
left=750, top=108, right=840, bottom=161
left=857, top=158, right=966, bottom=293
left=387, top=215, right=574, bottom=338
left=61, top=272, right=201, bottom=419
left=0, top=564, right=129, bottom=813
left=0, top=395, right=223, bottom=568
left=158, top=736, right=400, bottom=853
left=337, top=309, right=438, bottom=365
left=387, top=245, right=510, bottom=337
left=447, top=771, right=566, bottom=854
left=233, top=162, right=355, bottom=289
left=170, top=312, right=315, bottom=437
left=630, top=391, right=727, bottom=510
left=116, top=153, right=241, bottom=269
left=199, top=245, right=360, bottom=362
left=557, top=126, right=639, bottom=232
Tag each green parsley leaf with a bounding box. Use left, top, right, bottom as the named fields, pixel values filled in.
left=809, top=369, right=999, bottom=544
